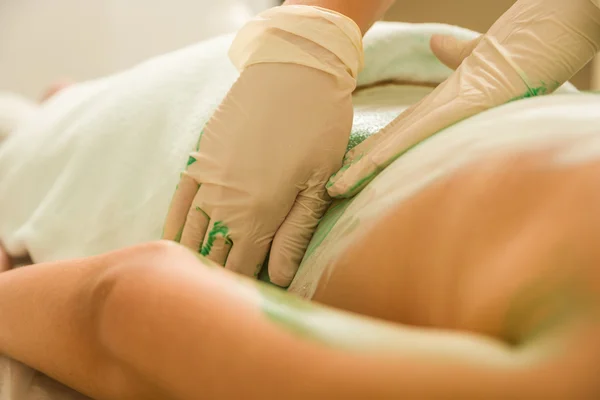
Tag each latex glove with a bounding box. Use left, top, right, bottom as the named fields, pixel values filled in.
left=162, top=6, right=363, bottom=287
left=430, top=35, right=482, bottom=71
left=327, top=0, right=600, bottom=199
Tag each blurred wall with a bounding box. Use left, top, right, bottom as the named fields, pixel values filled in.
left=384, top=0, right=595, bottom=89
left=0, top=0, right=276, bottom=99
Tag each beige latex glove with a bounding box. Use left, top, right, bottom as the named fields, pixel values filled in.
left=162, top=6, right=363, bottom=287
left=327, top=0, right=600, bottom=199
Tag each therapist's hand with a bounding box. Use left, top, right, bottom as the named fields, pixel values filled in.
left=162, top=6, right=362, bottom=287
left=327, top=0, right=600, bottom=199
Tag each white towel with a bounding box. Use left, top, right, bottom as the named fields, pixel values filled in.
left=0, top=33, right=238, bottom=261
left=0, top=92, right=38, bottom=143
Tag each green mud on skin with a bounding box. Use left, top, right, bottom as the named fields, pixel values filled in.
left=258, top=284, right=327, bottom=343
left=200, top=221, right=231, bottom=256
left=257, top=283, right=422, bottom=353
left=300, top=199, right=354, bottom=267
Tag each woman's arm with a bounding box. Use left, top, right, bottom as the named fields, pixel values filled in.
left=283, top=0, right=396, bottom=34
left=1, top=240, right=599, bottom=399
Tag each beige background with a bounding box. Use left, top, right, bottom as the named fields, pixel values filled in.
left=0, top=0, right=275, bottom=99
left=1, top=0, right=597, bottom=98
left=384, top=0, right=595, bottom=89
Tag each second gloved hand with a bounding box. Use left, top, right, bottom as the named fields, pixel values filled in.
left=162, top=6, right=363, bottom=287
left=327, top=0, right=600, bottom=198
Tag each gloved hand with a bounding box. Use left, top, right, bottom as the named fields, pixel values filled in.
left=327, top=0, right=600, bottom=199
left=162, top=6, right=363, bottom=287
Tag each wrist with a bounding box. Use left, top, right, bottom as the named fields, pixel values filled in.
left=229, top=5, right=363, bottom=83
left=283, top=0, right=395, bottom=34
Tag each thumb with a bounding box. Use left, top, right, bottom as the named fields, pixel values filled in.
left=269, top=186, right=331, bottom=288
left=430, top=34, right=482, bottom=70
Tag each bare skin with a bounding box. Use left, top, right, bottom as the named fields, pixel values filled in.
left=315, top=147, right=600, bottom=342
left=1, top=147, right=600, bottom=399
left=283, top=0, right=396, bottom=34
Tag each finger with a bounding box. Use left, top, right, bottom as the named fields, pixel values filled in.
left=328, top=70, right=465, bottom=199
left=200, top=219, right=233, bottom=266
left=180, top=187, right=211, bottom=253
left=269, top=185, right=331, bottom=287
left=327, top=155, right=377, bottom=199
left=162, top=172, right=200, bottom=242
left=225, top=236, right=272, bottom=280
left=430, top=34, right=482, bottom=71
left=341, top=86, right=433, bottom=166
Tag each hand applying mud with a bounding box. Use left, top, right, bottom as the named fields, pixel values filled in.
left=327, top=0, right=600, bottom=198
left=162, top=4, right=368, bottom=287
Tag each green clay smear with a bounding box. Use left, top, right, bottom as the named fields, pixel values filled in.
left=256, top=281, right=539, bottom=366
left=200, top=221, right=230, bottom=256
left=173, top=226, right=184, bottom=243
left=509, top=82, right=557, bottom=102
left=300, top=199, right=354, bottom=266
left=195, top=206, right=209, bottom=219
left=258, top=285, right=324, bottom=343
